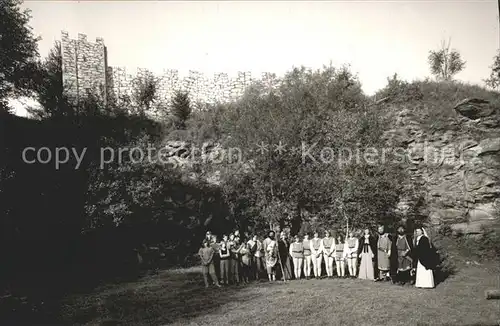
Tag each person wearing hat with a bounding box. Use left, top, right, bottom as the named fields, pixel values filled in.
left=413, top=227, right=436, bottom=289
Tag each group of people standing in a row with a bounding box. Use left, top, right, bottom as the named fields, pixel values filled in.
left=198, top=224, right=438, bottom=289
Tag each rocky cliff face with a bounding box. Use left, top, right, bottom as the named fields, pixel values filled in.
left=385, top=98, right=500, bottom=234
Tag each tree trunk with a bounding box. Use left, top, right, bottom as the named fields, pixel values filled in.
left=290, top=203, right=302, bottom=235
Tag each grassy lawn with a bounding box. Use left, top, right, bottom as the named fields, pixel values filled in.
left=57, top=261, right=500, bottom=326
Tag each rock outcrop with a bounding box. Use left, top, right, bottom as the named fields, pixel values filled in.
left=385, top=98, right=499, bottom=234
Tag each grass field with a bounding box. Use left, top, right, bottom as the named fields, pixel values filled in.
left=57, top=259, right=500, bottom=326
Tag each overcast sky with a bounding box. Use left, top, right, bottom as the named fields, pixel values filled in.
left=11, top=0, right=499, bottom=116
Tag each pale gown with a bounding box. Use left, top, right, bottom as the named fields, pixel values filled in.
left=358, top=236, right=375, bottom=280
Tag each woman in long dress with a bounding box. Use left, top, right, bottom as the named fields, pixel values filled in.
left=414, top=227, right=435, bottom=289
left=358, top=228, right=376, bottom=281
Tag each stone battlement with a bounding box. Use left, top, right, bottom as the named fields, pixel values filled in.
left=61, top=31, right=280, bottom=108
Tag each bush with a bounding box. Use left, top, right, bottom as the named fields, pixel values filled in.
left=374, top=73, right=423, bottom=104
left=456, top=229, right=500, bottom=261
left=218, top=65, right=412, bottom=233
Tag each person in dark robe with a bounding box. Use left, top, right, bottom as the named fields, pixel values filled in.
left=392, top=225, right=413, bottom=285
left=393, top=225, right=413, bottom=285
left=413, top=227, right=436, bottom=289
left=278, top=231, right=293, bottom=280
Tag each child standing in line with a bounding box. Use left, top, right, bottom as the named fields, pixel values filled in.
left=289, top=235, right=304, bottom=280
left=302, top=234, right=312, bottom=280
left=230, top=238, right=242, bottom=285
left=345, top=230, right=359, bottom=278
left=334, top=233, right=346, bottom=278
left=240, top=243, right=252, bottom=284
left=198, top=241, right=221, bottom=288
left=219, top=241, right=230, bottom=285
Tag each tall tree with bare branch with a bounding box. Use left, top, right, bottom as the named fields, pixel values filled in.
left=427, top=38, right=466, bottom=81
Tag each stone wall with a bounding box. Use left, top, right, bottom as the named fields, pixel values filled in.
left=61, top=32, right=280, bottom=107
left=385, top=98, right=500, bottom=234
left=61, top=32, right=107, bottom=105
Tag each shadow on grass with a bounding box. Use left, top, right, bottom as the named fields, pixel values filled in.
left=58, top=267, right=277, bottom=325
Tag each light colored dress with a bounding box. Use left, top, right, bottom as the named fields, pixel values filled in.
left=358, top=236, right=375, bottom=280
left=415, top=235, right=435, bottom=288
left=377, top=234, right=391, bottom=271
left=265, top=240, right=278, bottom=273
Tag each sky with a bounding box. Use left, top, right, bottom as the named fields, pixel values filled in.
left=10, top=0, right=499, bottom=116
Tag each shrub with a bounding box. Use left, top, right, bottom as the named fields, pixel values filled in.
left=427, top=38, right=466, bottom=81
left=375, top=73, right=423, bottom=104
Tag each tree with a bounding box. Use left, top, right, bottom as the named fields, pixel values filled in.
left=0, top=0, right=40, bottom=112
left=171, top=90, right=192, bottom=130
left=131, top=70, right=159, bottom=116
left=427, top=38, right=466, bottom=81
left=484, top=50, right=500, bottom=90
left=27, top=41, right=75, bottom=119
left=219, top=65, right=407, bottom=235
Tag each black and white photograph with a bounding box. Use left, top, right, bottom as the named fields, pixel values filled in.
left=1, top=0, right=500, bottom=325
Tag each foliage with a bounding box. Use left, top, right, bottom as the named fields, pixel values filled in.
left=130, top=70, right=160, bottom=115
left=0, top=93, right=232, bottom=308
left=0, top=0, right=40, bottom=112
left=374, top=73, right=424, bottom=104
left=456, top=230, right=500, bottom=261
left=484, top=49, right=500, bottom=90
left=437, top=222, right=500, bottom=262
left=26, top=41, right=76, bottom=119
left=171, top=90, right=192, bottom=130
left=427, top=38, right=466, bottom=81
left=219, top=65, right=408, bottom=234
